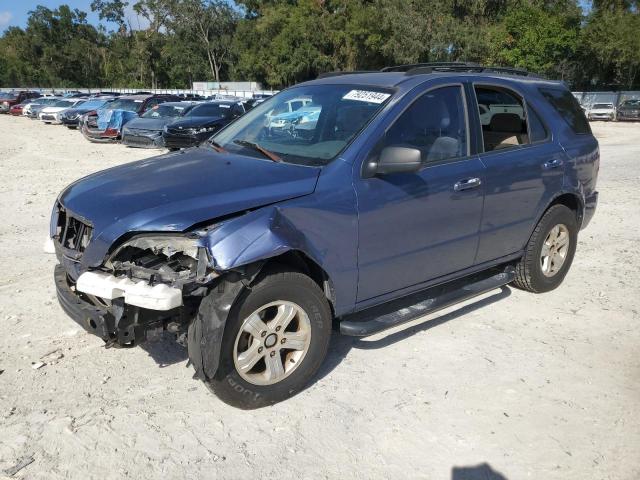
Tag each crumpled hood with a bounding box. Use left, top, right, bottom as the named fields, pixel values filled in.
left=58, top=147, right=321, bottom=266
left=124, top=116, right=177, bottom=132
left=96, top=109, right=139, bottom=132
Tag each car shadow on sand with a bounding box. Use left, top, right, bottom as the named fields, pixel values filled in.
left=451, top=463, right=509, bottom=479
left=314, top=286, right=511, bottom=382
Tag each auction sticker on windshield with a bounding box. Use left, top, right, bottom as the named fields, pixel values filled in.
left=343, top=90, right=391, bottom=104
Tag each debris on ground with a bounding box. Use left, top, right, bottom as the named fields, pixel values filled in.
left=40, top=349, right=64, bottom=364
left=3, top=456, right=35, bottom=477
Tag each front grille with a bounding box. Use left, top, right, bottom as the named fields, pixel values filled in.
left=124, top=135, right=154, bottom=146
left=41, top=114, right=56, bottom=121
left=55, top=205, right=92, bottom=254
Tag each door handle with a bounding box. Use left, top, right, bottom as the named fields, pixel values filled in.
left=453, top=177, right=482, bottom=192
left=543, top=159, right=564, bottom=170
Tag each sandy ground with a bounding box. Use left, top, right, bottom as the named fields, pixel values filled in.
left=0, top=115, right=638, bottom=480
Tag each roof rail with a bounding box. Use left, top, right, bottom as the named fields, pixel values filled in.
left=382, top=62, right=543, bottom=79
left=316, top=64, right=544, bottom=80
left=317, top=70, right=378, bottom=79
left=381, top=62, right=481, bottom=73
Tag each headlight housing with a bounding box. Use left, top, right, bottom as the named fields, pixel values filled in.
left=105, top=234, right=218, bottom=285
left=109, top=234, right=201, bottom=263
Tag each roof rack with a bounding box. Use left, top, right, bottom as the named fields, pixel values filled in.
left=317, top=70, right=378, bottom=79
left=381, top=62, right=481, bottom=73
left=317, top=63, right=543, bottom=80
left=383, top=62, right=542, bottom=78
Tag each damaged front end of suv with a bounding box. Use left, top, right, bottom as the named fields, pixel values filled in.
left=49, top=142, right=327, bottom=395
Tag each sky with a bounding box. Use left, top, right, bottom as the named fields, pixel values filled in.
left=0, top=0, right=146, bottom=32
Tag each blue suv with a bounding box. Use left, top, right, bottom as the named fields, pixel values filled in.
left=50, top=64, right=599, bottom=408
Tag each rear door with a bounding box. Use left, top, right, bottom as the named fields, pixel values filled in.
left=472, top=82, right=565, bottom=264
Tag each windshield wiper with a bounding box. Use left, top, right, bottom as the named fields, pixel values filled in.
left=233, top=139, right=281, bottom=163
left=208, top=139, right=226, bottom=153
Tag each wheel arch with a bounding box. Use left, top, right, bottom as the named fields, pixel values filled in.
left=243, top=250, right=337, bottom=315
left=548, top=191, right=584, bottom=227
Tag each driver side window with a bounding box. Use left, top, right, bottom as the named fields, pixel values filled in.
left=384, top=86, right=468, bottom=163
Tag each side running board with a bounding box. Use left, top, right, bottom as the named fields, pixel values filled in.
left=339, top=268, right=515, bottom=337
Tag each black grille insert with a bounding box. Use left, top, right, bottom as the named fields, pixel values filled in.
left=56, top=205, right=92, bottom=254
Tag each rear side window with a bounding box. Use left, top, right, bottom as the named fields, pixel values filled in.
left=539, top=88, right=591, bottom=135
left=527, top=104, right=548, bottom=142
left=475, top=85, right=529, bottom=152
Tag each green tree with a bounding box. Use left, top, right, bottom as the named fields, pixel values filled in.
left=170, top=0, right=239, bottom=83
left=488, top=1, right=581, bottom=80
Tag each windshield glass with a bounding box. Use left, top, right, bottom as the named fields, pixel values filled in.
left=76, top=99, right=109, bottom=110
left=593, top=104, right=613, bottom=109
left=1, top=92, right=16, bottom=100
left=142, top=104, right=188, bottom=118
left=622, top=100, right=640, bottom=107
left=105, top=98, right=143, bottom=112
left=187, top=103, right=233, bottom=118
left=212, top=85, right=392, bottom=166
left=53, top=99, right=77, bottom=108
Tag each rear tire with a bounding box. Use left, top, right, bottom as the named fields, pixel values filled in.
left=203, top=269, right=332, bottom=409
left=512, top=204, right=578, bottom=293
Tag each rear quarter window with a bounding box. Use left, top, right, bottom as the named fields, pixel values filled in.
left=539, top=88, right=591, bottom=135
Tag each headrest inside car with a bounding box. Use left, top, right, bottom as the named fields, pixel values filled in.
left=490, top=113, right=523, bottom=133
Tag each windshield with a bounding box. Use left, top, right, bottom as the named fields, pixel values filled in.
left=212, top=85, right=392, bottom=166
left=76, top=99, right=109, bottom=110
left=105, top=98, right=143, bottom=112
left=1, top=92, right=16, bottom=100
left=593, top=104, right=613, bottom=109
left=53, top=99, right=77, bottom=108
left=622, top=100, right=640, bottom=107
left=39, top=98, right=60, bottom=105
left=187, top=103, right=233, bottom=118
left=142, top=104, right=188, bottom=118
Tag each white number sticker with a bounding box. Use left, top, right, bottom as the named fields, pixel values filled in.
left=342, top=90, right=391, bottom=104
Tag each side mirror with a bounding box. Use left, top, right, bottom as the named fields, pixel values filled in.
left=364, top=146, right=422, bottom=177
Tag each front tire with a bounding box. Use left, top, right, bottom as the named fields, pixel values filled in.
left=203, top=269, right=332, bottom=409
left=512, top=204, right=578, bottom=293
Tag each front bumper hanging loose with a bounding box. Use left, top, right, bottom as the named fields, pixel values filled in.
left=55, top=265, right=182, bottom=347
left=76, top=271, right=183, bottom=311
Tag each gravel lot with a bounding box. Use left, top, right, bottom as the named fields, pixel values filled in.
left=0, top=115, right=638, bottom=480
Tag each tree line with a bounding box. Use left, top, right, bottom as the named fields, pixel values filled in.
left=0, top=0, right=638, bottom=91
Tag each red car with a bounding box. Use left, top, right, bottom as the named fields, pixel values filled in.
left=9, top=102, right=27, bottom=115
left=0, top=90, right=41, bottom=113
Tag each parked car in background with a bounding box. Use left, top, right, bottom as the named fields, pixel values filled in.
left=616, top=99, right=640, bottom=121
left=81, top=94, right=181, bottom=142
left=9, top=101, right=29, bottom=116
left=49, top=65, right=598, bottom=408
left=122, top=101, right=197, bottom=148
left=39, top=98, right=87, bottom=124
left=587, top=103, right=615, bottom=121
left=0, top=90, right=41, bottom=113
left=24, top=97, right=63, bottom=118
left=61, top=98, right=115, bottom=129
left=162, top=100, right=247, bottom=149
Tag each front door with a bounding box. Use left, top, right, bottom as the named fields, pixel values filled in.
left=355, top=84, right=485, bottom=303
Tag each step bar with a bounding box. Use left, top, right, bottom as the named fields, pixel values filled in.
left=339, top=268, right=516, bottom=337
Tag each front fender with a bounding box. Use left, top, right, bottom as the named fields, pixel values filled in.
left=203, top=206, right=319, bottom=272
